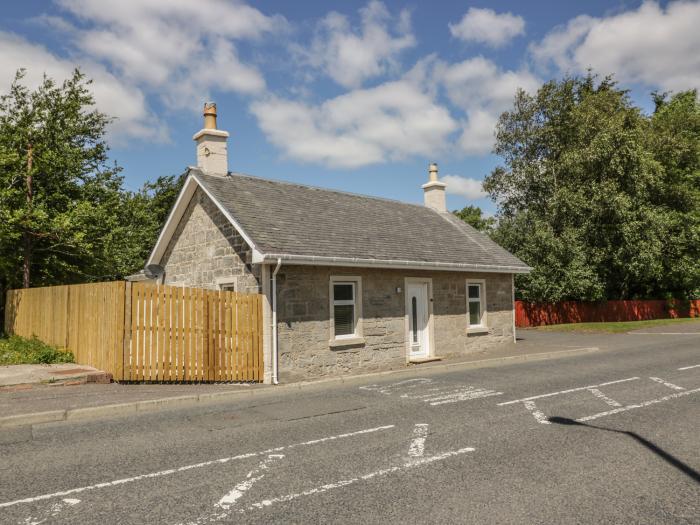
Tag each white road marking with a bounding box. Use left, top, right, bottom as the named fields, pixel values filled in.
left=498, top=377, right=640, bottom=406
left=22, top=498, right=80, bottom=525
left=0, top=425, right=394, bottom=509
left=523, top=400, right=550, bottom=424
left=649, top=377, right=685, bottom=391
left=588, top=388, right=622, bottom=407
left=407, top=424, right=429, bottom=458
left=577, top=388, right=700, bottom=422
left=217, top=455, right=284, bottom=510
left=359, top=378, right=432, bottom=395
left=428, top=389, right=503, bottom=406
left=678, top=364, right=700, bottom=371
left=243, top=447, right=476, bottom=512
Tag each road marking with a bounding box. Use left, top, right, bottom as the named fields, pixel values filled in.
left=217, top=455, right=284, bottom=510
left=588, top=388, right=622, bottom=407
left=498, top=377, right=640, bottom=406
left=0, top=425, right=394, bottom=509
left=577, top=388, right=700, bottom=422
left=23, top=498, right=80, bottom=525
left=428, top=388, right=503, bottom=406
left=359, top=378, right=432, bottom=395
left=678, top=364, right=700, bottom=371
left=523, top=400, right=550, bottom=424
left=364, top=380, right=500, bottom=406
left=407, top=424, right=429, bottom=458
left=649, top=377, right=685, bottom=391
left=243, top=447, right=476, bottom=512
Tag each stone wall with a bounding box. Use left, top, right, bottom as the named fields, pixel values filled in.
left=276, top=265, right=513, bottom=382
left=160, top=188, right=261, bottom=293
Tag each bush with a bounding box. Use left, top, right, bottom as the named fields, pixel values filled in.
left=0, top=335, right=74, bottom=365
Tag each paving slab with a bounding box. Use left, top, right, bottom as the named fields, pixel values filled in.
left=0, top=363, right=106, bottom=387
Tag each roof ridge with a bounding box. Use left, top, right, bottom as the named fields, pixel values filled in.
left=190, top=167, right=432, bottom=211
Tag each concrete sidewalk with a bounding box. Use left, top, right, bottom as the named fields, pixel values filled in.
left=0, top=363, right=111, bottom=388
left=0, top=333, right=604, bottom=430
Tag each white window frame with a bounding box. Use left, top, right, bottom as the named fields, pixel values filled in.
left=216, top=276, right=238, bottom=292
left=466, top=279, right=487, bottom=332
left=329, top=276, right=363, bottom=344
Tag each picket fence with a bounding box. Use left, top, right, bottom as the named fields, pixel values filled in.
left=4, top=281, right=264, bottom=382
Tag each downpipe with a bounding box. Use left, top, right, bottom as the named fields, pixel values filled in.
left=272, top=258, right=282, bottom=385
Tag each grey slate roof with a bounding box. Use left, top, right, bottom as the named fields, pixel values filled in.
left=193, top=169, right=530, bottom=273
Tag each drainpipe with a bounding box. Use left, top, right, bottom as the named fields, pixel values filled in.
left=271, top=258, right=282, bottom=385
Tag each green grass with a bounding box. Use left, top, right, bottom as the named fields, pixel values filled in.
left=534, top=317, right=700, bottom=333
left=0, top=334, right=74, bottom=365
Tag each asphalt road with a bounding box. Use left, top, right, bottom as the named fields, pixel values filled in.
left=1, top=329, right=699, bottom=524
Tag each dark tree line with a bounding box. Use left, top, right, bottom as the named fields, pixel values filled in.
left=0, top=70, right=183, bottom=327
left=458, top=74, right=699, bottom=303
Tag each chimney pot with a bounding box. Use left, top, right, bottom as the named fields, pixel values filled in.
left=422, top=162, right=447, bottom=213
left=203, top=102, right=217, bottom=129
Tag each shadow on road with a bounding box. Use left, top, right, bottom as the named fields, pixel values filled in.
left=548, top=416, right=700, bottom=484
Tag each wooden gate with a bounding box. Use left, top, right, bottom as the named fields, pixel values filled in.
left=4, top=282, right=264, bottom=382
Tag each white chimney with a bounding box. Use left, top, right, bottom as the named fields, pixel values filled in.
left=193, top=102, right=229, bottom=176
left=422, top=162, right=447, bottom=212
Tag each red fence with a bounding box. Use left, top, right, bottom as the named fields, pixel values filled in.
left=515, top=299, right=700, bottom=328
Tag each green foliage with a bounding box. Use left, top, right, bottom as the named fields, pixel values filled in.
left=453, top=205, right=496, bottom=232
left=0, top=334, right=74, bottom=365
left=485, top=74, right=700, bottom=302
left=0, top=69, right=184, bottom=305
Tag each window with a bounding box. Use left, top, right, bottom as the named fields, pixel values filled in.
left=216, top=277, right=238, bottom=292
left=330, top=276, right=362, bottom=341
left=467, top=280, right=486, bottom=329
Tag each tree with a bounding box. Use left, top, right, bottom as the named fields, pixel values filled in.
left=453, top=205, right=496, bottom=232
left=484, top=74, right=700, bottom=302
left=0, top=69, right=122, bottom=289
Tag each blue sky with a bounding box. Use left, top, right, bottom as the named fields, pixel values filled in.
left=1, top=1, right=698, bottom=214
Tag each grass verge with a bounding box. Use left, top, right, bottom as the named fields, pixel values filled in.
left=0, top=334, right=74, bottom=365
left=534, top=317, right=700, bottom=333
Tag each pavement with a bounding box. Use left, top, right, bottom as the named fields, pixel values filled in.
left=0, top=331, right=603, bottom=427
left=0, top=324, right=697, bottom=524
left=0, top=363, right=110, bottom=388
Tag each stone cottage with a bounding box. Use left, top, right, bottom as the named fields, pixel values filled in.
left=146, top=103, right=531, bottom=383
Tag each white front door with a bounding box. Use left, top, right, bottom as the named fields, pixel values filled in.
left=407, top=282, right=430, bottom=359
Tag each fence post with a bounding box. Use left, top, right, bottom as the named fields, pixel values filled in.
left=119, top=281, right=132, bottom=382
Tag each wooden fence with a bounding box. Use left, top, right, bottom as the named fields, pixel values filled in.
left=4, top=282, right=264, bottom=382
left=515, top=299, right=700, bottom=328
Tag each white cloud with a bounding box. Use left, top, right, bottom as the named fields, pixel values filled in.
left=0, top=31, right=163, bottom=143
left=436, top=57, right=540, bottom=155
left=250, top=68, right=457, bottom=168
left=49, top=0, right=286, bottom=108
left=300, top=0, right=415, bottom=88
left=449, top=8, right=525, bottom=48
left=441, top=175, right=486, bottom=199
left=530, top=1, right=700, bottom=92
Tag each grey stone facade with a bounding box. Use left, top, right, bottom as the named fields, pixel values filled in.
left=275, top=265, right=514, bottom=383
left=159, top=190, right=515, bottom=383
left=160, top=188, right=261, bottom=293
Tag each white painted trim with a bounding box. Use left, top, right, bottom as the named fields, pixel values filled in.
left=329, top=275, right=363, bottom=343
left=215, top=276, right=238, bottom=292
left=191, top=172, right=260, bottom=256
left=466, top=279, right=487, bottom=331
left=146, top=174, right=198, bottom=266
left=147, top=169, right=262, bottom=266
left=261, top=253, right=531, bottom=274
left=404, top=277, right=434, bottom=363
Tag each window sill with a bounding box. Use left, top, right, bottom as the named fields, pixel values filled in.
left=329, top=337, right=365, bottom=348
left=467, top=326, right=489, bottom=335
